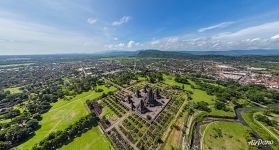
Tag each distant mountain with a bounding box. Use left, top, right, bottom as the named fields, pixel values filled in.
left=137, top=50, right=192, bottom=58
left=185, top=49, right=279, bottom=56
left=137, top=49, right=279, bottom=57
left=96, top=50, right=138, bottom=56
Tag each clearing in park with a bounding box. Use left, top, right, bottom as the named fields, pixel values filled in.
left=201, top=121, right=255, bottom=150
left=18, top=85, right=116, bottom=149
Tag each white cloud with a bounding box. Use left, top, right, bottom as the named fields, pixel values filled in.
left=118, top=43, right=125, bottom=47
left=271, top=34, right=279, bottom=41
left=127, top=41, right=135, bottom=48
left=146, top=21, right=279, bottom=50
left=0, top=14, right=105, bottom=54
left=114, top=37, right=118, bottom=41
left=105, top=40, right=140, bottom=49
left=87, top=18, right=97, bottom=25
left=112, top=16, right=132, bottom=26
left=198, top=21, right=235, bottom=33
left=150, top=40, right=160, bottom=45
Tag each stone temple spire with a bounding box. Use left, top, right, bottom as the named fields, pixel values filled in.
left=136, top=89, right=141, bottom=98
left=139, top=99, right=146, bottom=114
left=148, top=89, right=155, bottom=107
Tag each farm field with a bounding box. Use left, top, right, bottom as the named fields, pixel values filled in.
left=18, top=85, right=117, bottom=150
left=201, top=121, right=254, bottom=150
left=60, top=127, right=113, bottom=150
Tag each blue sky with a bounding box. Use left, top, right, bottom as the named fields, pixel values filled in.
left=1, top=0, right=279, bottom=54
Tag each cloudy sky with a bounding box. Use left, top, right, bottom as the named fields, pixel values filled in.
left=1, top=0, right=279, bottom=55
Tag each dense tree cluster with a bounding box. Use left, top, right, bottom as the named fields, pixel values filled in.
left=214, top=101, right=229, bottom=111
left=32, top=114, right=99, bottom=150
left=66, top=76, right=98, bottom=94
left=110, top=72, right=138, bottom=86
left=139, top=70, right=163, bottom=83
left=175, top=75, right=189, bottom=84
left=0, top=111, right=40, bottom=149
left=193, top=78, right=279, bottom=105
left=0, top=90, right=27, bottom=103
left=193, top=101, right=211, bottom=112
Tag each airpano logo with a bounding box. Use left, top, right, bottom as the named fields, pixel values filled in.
left=248, top=139, right=274, bottom=146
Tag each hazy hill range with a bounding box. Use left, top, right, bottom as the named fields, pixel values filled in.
left=137, top=49, right=279, bottom=57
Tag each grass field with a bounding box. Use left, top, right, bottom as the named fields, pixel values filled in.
left=163, top=74, right=215, bottom=104
left=18, top=85, right=117, bottom=150
left=60, top=127, right=113, bottom=150
left=242, top=110, right=279, bottom=150
left=209, top=108, right=236, bottom=117
left=202, top=121, right=254, bottom=150
left=254, top=112, right=279, bottom=141
left=4, top=87, right=22, bottom=94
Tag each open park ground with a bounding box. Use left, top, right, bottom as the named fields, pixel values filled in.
left=201, top=121, right=254, bottom=150
left=18, top=85, right=116, bottom=149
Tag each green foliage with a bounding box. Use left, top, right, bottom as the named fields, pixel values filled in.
left=255, top=114, right=277, bottom=127
left=110, top=72, right=137, bottom=86
left=67, top=76, right=97, bottom=93
left=146, top=71, right=163, bottom=83
left=215, top=101, right=225, bottom=109
left=32, top=114, right=99, bottom=150
left=174, top=75, right=189, bottom=84
left=194, top=101, right=211, bottom=112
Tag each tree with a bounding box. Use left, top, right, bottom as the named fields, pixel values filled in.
left=0, top=141, right=10, bottom=150
left=26, top=119, right=39, bottom=130
left=175, top=75, right=189, bottom=84
left=194, top=101, right=211, bottom=112
left=215, top=101, right=226, bottom=110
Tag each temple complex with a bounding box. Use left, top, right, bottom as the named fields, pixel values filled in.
left=122, top=85, right=170, bottom=121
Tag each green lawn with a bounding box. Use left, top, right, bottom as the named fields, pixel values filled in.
left=209, top=108, right=236, bottom=117
left=163, top=74, right=215, bottom=104
left=202, top=121, right=255, bottom=150
left=60, top=127, right=113, bottom=150
left=18, top=85, right=116, bottom=150
left=242, top=110, right=279, bottom=150
left=254, top=112, right=279, bottom=141
left=4, top=87, right=22, bottom=94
